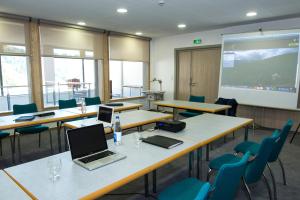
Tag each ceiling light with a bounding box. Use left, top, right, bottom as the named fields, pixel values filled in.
left=135, top=32, right=143, bottom=35
left=246, top=11, right=257, bottom=17
left=177, top=24, right=186, bottom=29
left=117, top=8, right=128, bottom=13
left=77, top=21, right=86, bottom=26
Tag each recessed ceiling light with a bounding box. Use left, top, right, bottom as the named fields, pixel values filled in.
left=135, top=32, right=143, bottom=35
left=117, top=8, right=128, bottom=13
left=177, top=24, right=186, bottom=29
left=246, top=11, right=257, bottom=17
left=77, top=21, right=86, bottom=26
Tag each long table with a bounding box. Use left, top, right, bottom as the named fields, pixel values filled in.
left=154, top=100, right=231, bottom=117
left=64, top=110, right=173, bottom=133
left=0, top=170, right=31, bottom=200
left=0, top=102, right=142, bottom=155
left=5, top=114, right=253, bottom=200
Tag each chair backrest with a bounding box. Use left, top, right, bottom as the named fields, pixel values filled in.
left=215, top=98, right=227, bottom=115
left=13, top=103, right=38, bottom=115
left=268, top=119, right=293, bottom=162
left=189, top=95, right=205, bottom=103
left=227, top=99, right=238, bottom=117
left=244, top=130, right=279, bottom=184
left=209, top=152, right=251, bottom=200
left=58, top=99, right=77, bottom=109
left=85, top=97, right=101, bottom=106
left=195, top=182, right=211, bottom=200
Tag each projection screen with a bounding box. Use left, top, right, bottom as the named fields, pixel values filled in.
left=218, top=30, right=300, bottom=109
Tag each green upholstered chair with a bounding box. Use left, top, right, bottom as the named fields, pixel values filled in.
left=0, top=131, right=11, bottom=156
left=158, top=152, right=250, bottom=200
left=13, top=103, right=53, bottom=161
left=85, top=97, right=101, bottom=106
left=234, top=120, right=293, bottom=199
left=58, top=99, right=77, bottom=109
left=179, top=95, right=205, bottom=118
left=208, top=130, right=279, bottom=200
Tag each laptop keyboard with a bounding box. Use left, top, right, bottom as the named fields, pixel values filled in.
left=79, top=151, right=115, bottom=164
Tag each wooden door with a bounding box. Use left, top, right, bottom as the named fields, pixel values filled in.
left=176, top=50, right=192, bottom=100
left=190, top=47, right=221, bottom=103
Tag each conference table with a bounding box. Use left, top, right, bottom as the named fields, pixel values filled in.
left=4, top=113, right=253, bottom=200
left=64, top=110, right=173, bottom=133
left=0, top=102, right=142, bottom=155
left=154, top=100, right=231, bottom=119
left=0, top=170, right=31, bottom=200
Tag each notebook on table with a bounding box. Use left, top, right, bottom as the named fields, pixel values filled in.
left=142, top=135, right=183, bottom=149
left=15, top=115, right=35, bottom=122
left=67, top=124, right=126, bottom=171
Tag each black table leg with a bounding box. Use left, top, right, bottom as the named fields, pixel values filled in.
left=206, top=144, right=210, bottom=161
left=244, top=126, right=249, bottom=141
left=153, top=170, right=157, bottom=193
left=57, top=121, right=62, bottom=152
left=144, top=174, right=149, bottom=197
left=189, top=152, right=194, bottom=177
left=197, top=148, right=202, bottom=179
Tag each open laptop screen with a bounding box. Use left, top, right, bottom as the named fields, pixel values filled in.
left=97, top=106, right=113, bottom=124
left=67, top=124, right=108, bottom=160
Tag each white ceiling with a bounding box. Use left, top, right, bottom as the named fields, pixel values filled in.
left=1, top=0, right=300, bottom=38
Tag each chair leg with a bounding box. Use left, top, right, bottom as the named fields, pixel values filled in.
left=262, top=172, right=273, bottom=200
left=242, top=178, right=252, bottom=200
left=267, top=163, right=277, bottom=200
left=17, top=134, right=22, bottom=162
left=49, top=129, right=53, bottom=154
left=38, top=132, right=41, bottom=148
left=278, top=158, right=287, bottom=185
left=290, top=122, right=300, bottom=143
left=207, top=168, right=214, bottom=181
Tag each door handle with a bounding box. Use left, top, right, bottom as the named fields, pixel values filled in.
left=190, top=82, right=197, bottom=86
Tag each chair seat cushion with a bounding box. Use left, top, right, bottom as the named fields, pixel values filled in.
left=234, top=141, right=260, bottom=156
left=0, top=131, right=10, bottom=139
left=16, top=125, right=49, bottom=134
left=209, top=154, right=241, bottom=170
left=179, top=111, right=202, bottom=118
left=158, top=178, right=210, bottom=200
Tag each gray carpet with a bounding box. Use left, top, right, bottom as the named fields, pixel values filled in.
left=1, top=124, right=300, bottom=200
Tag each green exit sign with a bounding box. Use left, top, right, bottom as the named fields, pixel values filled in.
left=193, top=38, right=202, bottom=45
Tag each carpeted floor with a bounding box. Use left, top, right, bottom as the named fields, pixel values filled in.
left=1, top=124, right=300, bottom=200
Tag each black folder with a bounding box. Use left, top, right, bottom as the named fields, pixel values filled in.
left=142, top=135, right=183, bottom=149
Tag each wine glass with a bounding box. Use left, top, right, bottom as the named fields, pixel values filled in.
left=47, top=158, right=62, bottom=182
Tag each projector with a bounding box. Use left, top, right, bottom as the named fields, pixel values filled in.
left=156, top=120, right=186, bottom=133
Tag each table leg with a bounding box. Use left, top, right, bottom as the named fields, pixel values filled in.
left=206, top=144, right=210, bottom=161
left=197, top=148, right=202, bottom=179
left=173, top=108, right=177, bottom=120
left=189, top=151, right=194, bottom=177
left=244, top=126, right=249, bottom=141
left=153, top=170, right=157, bottom=193
left=144, top=174, right=149, bottom=197
left=57, top=122, right=62, bottom=153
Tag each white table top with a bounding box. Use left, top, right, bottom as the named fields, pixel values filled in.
left=5, top=113, right=252, bottom=200
left=0, top=170, right=31, bottom=200
left=64, top=110, right=173, bottom=131
left=155, top=100, right=231, bottom=113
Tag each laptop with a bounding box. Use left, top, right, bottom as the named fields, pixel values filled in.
left=67, top=124, right=126, bottom=171
left=97, top=105, right=114, bottom=128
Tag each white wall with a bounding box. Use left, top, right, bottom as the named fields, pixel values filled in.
left=150, top=17, right=300, bottom=100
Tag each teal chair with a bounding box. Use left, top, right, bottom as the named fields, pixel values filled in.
left=208, top=130, right=279, bottom=200
left=159, top=152, right=250, bottom=200
left=0, top=131, right=12, bottom=156
left=85, top=97, right=101, bottom=106
left=13, top=103, right=53, bottom=161
left=179, top=95, right=205, bottom=118
left=234, top=120, right=293, bottom=200
left=58, top=99, right=77, bottom=109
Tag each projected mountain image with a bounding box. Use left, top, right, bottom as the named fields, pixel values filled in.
left=221, top=48, right=299, bottom=93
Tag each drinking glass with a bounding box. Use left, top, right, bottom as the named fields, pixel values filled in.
left=133, top=132, right=142, bottom=148
left=47, top=158, right=62, bottom=182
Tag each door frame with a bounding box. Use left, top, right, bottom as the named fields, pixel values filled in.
left=174, top=44, right=221, bottom=100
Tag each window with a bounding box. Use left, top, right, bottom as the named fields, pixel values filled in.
left=109, top=35, right=150, bottom=99
left=109, top=61, right=145, bottom=98
left=0, top=18, right=31, bottom=112
left=40, top=24, right=104, bottom=107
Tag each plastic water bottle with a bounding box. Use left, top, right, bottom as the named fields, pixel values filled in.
left=114, top=115, right=122, bottom=145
